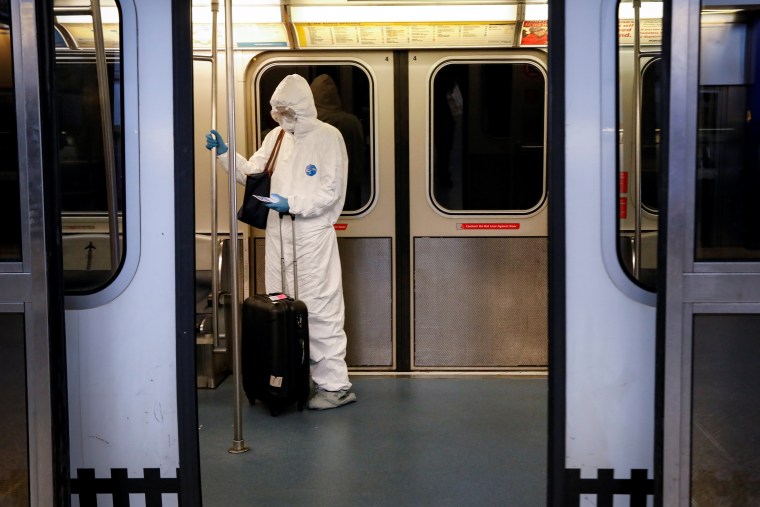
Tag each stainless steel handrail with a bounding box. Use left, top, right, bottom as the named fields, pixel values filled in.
left=210, top=0, right=221, bottom=354
left=633, top=0, right=642, bottom=279
left=92, top=0, right=120, bottom=271
left=221, top=0, right=249, bottom=455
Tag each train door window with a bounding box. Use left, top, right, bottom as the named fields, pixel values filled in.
left=54, top=0, right=125, bottom=292
left=0, top=13, right=22, bottom=262
left=695, top=8, right=760, bottom=261
left=640, top=58, right=661, bottom=213
left=616, top=1, right=663, bottom=290
left=256, top=64, right=373, bottom=215
left=429, top=61, right=546, bottom=214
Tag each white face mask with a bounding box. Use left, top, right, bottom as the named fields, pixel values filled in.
left=280, top=115, right=296, bottom=133
left=273, top=107, right=297, bottom=132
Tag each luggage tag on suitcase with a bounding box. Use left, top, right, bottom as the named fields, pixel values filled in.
left=268, top=293, right=288, bottom=302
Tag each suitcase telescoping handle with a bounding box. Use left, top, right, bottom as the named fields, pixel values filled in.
left=278, top=213, right=298, bottom=300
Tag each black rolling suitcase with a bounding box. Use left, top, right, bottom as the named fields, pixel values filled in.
left=242, top=213, right=310, bottom=416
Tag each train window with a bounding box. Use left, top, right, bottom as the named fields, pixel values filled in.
left=430, top=61, right=546, bottom=214
left=0, top=13, right=22, bottom=262
left=55, top=0, right=126, bottom=292
left=616, top=2, right=662, bottom=291
left=695, top=8, right=760, bottom=261
left=257, top=64, right=373, bottom=215
left=640, top=59, right=661, bottom=212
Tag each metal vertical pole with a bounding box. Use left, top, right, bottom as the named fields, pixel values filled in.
left=222, top=0, right=249, bottom=454
left=210, top=0, right=221, bottom=350
left=632, top=0, right=642, bottom=278
left=91, top=0, right=120, bottom=270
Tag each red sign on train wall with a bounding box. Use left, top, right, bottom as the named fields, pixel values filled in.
left=620, top=197, right=628, bottom=219
left=620, top=171, right=629, bottom=194
left=457, top=223, right=521, bottom=230
left=334, top=223, right=348, bottom=231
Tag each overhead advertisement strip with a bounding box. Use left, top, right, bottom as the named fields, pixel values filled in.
left=294, top=21, right=517, bottom=48
left=184, top=1, right=662, bottom=50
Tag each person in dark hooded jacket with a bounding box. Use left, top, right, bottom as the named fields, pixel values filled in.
left=310, top=74, right=366, bottom=211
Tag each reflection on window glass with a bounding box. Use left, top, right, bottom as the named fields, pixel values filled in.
left=258, top=65, right=373, bottom=214
left=696, top=9, right=760, bottom=261
left=0, top=12, right=22, bottom=262
left=431, top=62, right=546, bottom=213
left=55, top=0, right=125, bottom=292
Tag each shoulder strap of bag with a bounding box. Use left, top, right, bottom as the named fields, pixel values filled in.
left=264, top=129, right=286, bottom=177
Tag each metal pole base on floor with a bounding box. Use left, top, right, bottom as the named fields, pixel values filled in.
left=228, top=441, right=250, bottom=454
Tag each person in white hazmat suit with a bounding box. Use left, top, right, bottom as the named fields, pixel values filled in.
left=205, top=74, right=356, bottom=410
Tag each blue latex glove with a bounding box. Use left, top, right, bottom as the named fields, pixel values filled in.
left=205, top=129, right=228, bottom=155
left=265, top=193, right=289, bottom=214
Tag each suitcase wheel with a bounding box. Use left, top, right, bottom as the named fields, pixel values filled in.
left=270, top=406, right=280, bottom=417
left=297, top=402, right=305, bottom=412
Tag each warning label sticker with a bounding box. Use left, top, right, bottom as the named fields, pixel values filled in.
left=457, top=223, right=521, bottom=230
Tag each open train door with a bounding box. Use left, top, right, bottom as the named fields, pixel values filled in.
left=0, top=0, right=67, bottom=504
left=661, top=0, right=760, bottom=504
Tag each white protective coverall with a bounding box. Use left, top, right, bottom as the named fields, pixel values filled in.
left=218, top=74, right=351, bottom=392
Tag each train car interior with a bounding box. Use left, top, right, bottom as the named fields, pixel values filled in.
left=191, top=1, right=552, bottom=503
left=4, top=0, right=760, bottom=504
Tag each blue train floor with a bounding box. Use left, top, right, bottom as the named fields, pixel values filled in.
left=198, top=376, right=547, bottom=507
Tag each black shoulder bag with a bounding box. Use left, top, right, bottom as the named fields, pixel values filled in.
left=237, top=129, right=285, bottom=229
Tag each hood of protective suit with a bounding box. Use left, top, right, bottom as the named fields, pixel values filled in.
left=310, top=74, right=342, bottom=115
left=270, top=74, right=319, bottom=136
